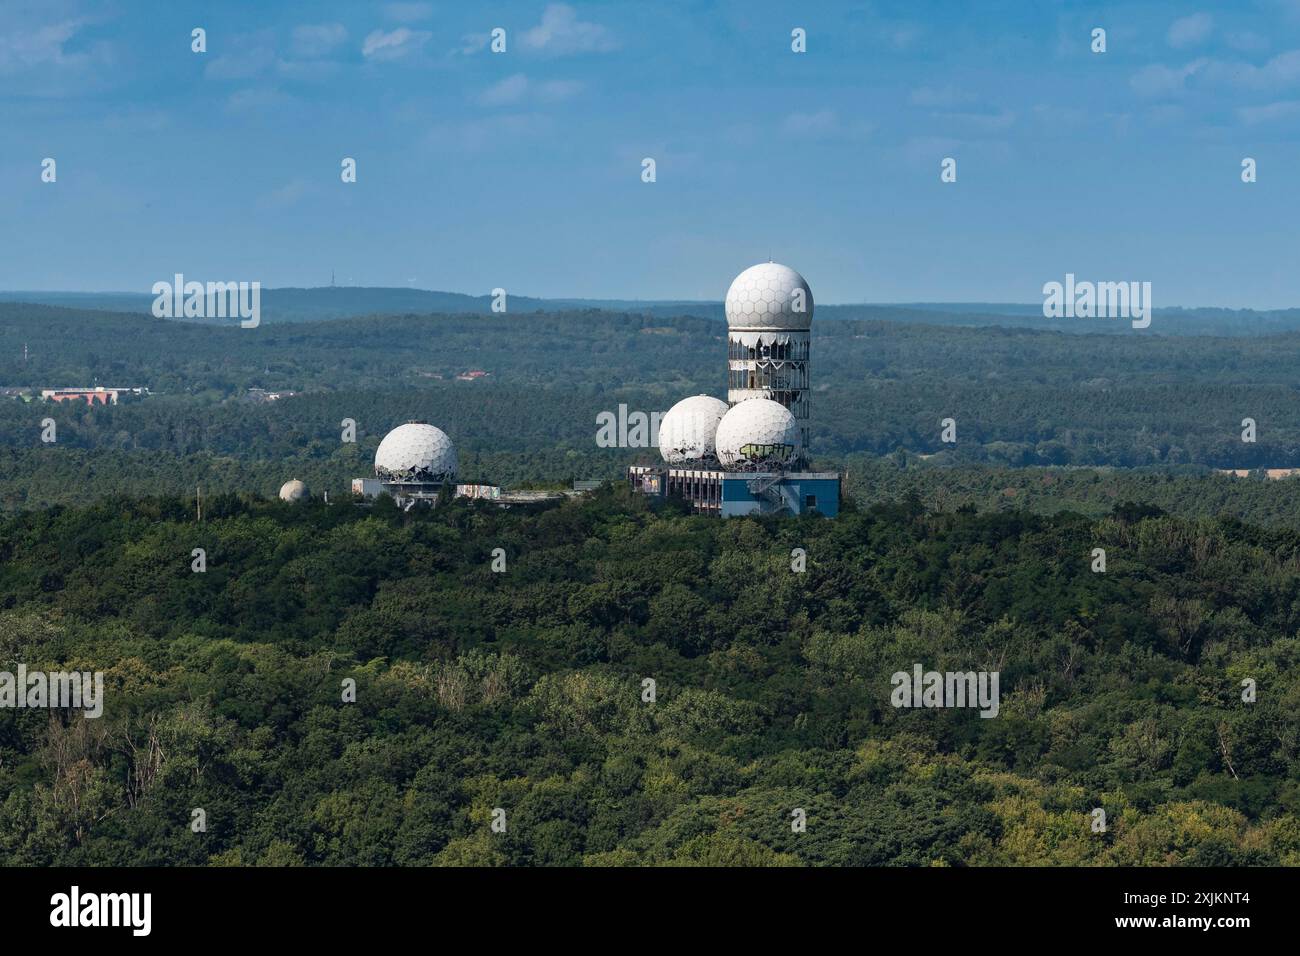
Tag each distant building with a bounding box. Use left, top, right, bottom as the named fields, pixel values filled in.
left=279, top=480, right=309, bottom=502
left=352, top=422, right=575, bottom=510
left=456, top=483, right=501, bottom=500
left=1216, top=469, right=1300, bottom=480
left=455, top=370, right=490, bottom=381
left=630, top=465, right=840, bottom=517
left=247, top=388, right=298, bottom=403
left=40, top=386, right=149, bottom=406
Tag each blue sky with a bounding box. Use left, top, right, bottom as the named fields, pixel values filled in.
left=2, top=0, right=1299, bottom=307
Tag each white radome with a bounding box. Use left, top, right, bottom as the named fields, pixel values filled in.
left=279, top=479, right=308, bottom=502
left=724, top=262, right=813, bottom=330
left=714, top=399, right=801, bottom=469
left=374, top=422, right=458, bottom=482
left=658, top=394, right=729, bottom=463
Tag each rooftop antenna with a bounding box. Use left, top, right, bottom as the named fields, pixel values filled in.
left=331, top=270, right=335, bottom=288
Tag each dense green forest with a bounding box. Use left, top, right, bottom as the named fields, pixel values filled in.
left=7, top=302, right=1300, bottom=524
left=0, top=490, right=1295, bottom=865
left=7, top=302, right=1300, bottom=503
left=841, top=457, right=1300, bottom=530
left=3, top=302, right=1299, bottom=867
left=11, top=447, right=1300, bottom=535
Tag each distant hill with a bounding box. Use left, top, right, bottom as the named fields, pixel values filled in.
left=0, top=288, right=535, bottom=322
left=0, top=287, right=725, bottom=323
left=1, top=288, right=1296, bottom=335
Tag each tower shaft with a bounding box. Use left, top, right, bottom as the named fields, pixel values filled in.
left=726, top=328, right=810, bottom=460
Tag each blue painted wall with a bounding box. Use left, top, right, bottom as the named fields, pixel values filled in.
left=720, top=476, right=839, bottom=518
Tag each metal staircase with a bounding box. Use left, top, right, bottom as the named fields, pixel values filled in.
left=746, top=473, right=788, bottom=511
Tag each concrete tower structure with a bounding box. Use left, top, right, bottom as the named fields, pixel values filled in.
left=724, top=262, right=813, bottom=461
left=627, top=260, right=839, bottom=518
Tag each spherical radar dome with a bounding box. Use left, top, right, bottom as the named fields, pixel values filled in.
left=658, top=395, right=730, bottom=464
left=725, top=262, right=813, bottom=330
left=279, top=479, right=308, bottom=502
left=374, top=422, right=458, bottom=482
left=714, top=399, right=801, bottom=469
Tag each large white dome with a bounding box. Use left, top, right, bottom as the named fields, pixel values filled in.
left=279, top=479, right=308, bottom=502
left=725, top=262, right=813, bottom=330
left=714, top=399, right=801, bottom=470
left=658, top=395, right=729, bottom=464
left=374, top=422, right=457, bottom=482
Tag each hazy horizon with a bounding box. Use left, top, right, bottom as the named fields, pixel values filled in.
left=0, top=285, right=1293, bottom=314
left=3, top=1, right=1299, bottom=307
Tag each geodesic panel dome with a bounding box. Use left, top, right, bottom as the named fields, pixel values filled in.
left=714, top=398, right=801, bottom=469
left=658, top=394, right=729, bottom=464
left=374, top=422, right=458, bottom=482
left=724, top=262, right=813, bottom=330
left=278, top=479, right=308, bottom=502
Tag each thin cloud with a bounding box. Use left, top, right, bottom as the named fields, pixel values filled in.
left=1206, top=48, right=1300, bottom=91
left=783, top=109, right=839, bottom=135
left=262, top=178, right=312, bottom=208
left=909, top=85, right=976, bottom=109
left=225, top=87, right=296, bottom=115
left=1167, top=13, right=1212, bottom=49
left=478, top=73, right=584, bottom=106
left=100, top=108, right=171, bottom=132
left=781, top=110, right=873, bottom=140
left=426, top=113, right=555, bottom=153
left=0, top=18, right=115, bottom=76
left=1237, top=99, right=1300, bottom=124
left=1226, top=31, right=1269, bottom=53
left=901, top=136, right=962, bottom=163
left=479, top=73, right=529, bottom=106
left=937, top=109, right=1017, bottom=133
left=538, top=79, right=583, bottom=102
left=276, top=59, right=342, bottom=82
left=521, top=4, right=617, bottom=55
left=452, top=33, right=490, bottom=56
left=205, top=41, right=276, bottom=80
left=383, top=2, right=434, bottom=23
left=362, top=27, right=431, bottom=61
left=1129, top=59, right=1208, bottom=97
left=889, top=25, right=922, bottom=50
left=291, top=23, right=347, bottom=58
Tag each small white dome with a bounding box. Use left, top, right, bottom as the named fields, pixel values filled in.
left=279, top=479, right=308, bottom=502
left=725, top=262, right=813, bottom=330
left=658, top=395, right=729, bottom=464
left=374, top=422, right=457, bottom=482
left=714, top=399, right=801, bottom=469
